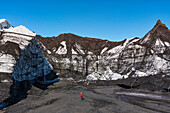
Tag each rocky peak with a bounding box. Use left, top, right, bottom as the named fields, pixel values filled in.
left=156, top=19, right=167, bottom=28
left=140, top=19, right=170, bottom=46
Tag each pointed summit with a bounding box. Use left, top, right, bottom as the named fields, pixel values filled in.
left=140, top=19, right=170, bottom=47
left=156, top=19, right=167, bottom=28
left=156, top=19, right=162, bottom=25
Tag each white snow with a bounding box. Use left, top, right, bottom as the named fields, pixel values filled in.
left=0, top=19, right=13, bottom=30
left=0, top=54, right=15, bottom=73
left=86, top=71, right=101, bottom=80
left=47, top=50, right=51, bottom=54
left=61, top=40, right=66, bottom=46
left=101, top=47, right=108, bottom=54
left=56, top=41, right=67, bottom=54
left=0, top=20, right=36, bottom=50
left=66, top=77, right=74, bottom=81
left=135, top=70, right=147, bottom=77
left=141, top=33, right=150, bottom=44
left=0, top=19, right=6, bottom=23
left=107, top=45, right=122, bottom=54
left=88, top=51, right=93, bottom=54
left=86, top=67, right=122, bottom=80
left=72, top=48, right=78, bottom=54
left=0, top=54, right=15, bottom=63
left=122, top=70, right=148, bottom=78
left=1, top=79, right=10, bottom=83
left=1, top=25, right=36, bottom=37
left=110, top=73, right=122, bottom=80
left=150, top=49, right=154, bottom=54
left=107, top=38, right=139, bottom=54
left=52, top=47, right=56, bottom=52
left=9, top=25, right=36, bottom=36
left=134, top=44, right=143, bottom=48
left=146, top=69, right=158, bottom=75
left=0, top=65, right=13, bottom=73
left=123, top=38, right=139, bottom=46
left=165, top=42, right=170, bottom=46
left=77, top=79, right=87, bottom=82
left=1, top=34, right=32, bottom=49
left=154, top=56, right=169, bottom=70
left=39, top=42, right=47, bottom=51
left=155, top=39, right=164, bottom=46
left=75, top=43, right=85, bottom=54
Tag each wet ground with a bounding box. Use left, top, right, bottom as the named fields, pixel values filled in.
left=0, top=80, right=170, bottom=113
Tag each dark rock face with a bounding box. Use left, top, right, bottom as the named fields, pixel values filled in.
left=12, top=38, right=52, bottom=81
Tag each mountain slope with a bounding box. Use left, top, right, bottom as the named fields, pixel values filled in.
left=140, top=20, right=170, bottom=52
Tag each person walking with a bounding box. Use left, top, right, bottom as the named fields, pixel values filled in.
left=80, top=92, right=84, bottom=100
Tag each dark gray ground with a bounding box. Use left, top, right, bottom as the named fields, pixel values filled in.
left=0, top=80, right=169, bottom=113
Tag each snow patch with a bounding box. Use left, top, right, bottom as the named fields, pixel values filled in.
left=165, top=42, right=170, bottom=46
left=47, top=50, right=51, bottom=54
left=0, top=19, right=13, bottom=30
left=1, top=25, right=35, bottom=50
left=155, top=39, right=164, bottom=46
left=86, top=71, right=101, bottom=80
left=52, top=47, right=56, bottom=52
left=56, top=41, right=67, bottom=54
left=66, top=77, right=74, bottom=81
left=1, top=79, right=10, bottom=83
left=86, top=67, right=122, bottom=80
left=154, top=56, right=169, bottom=71
left=88, top=51, right=93, bottom=54
left=75, top=43, right=85, bottom=54
left=0, top=19, right=36, bottom=50
left=141, top=33, right=150, bottom=44
left=0, top=19, right=6, bottom=23
left=0, top=54, right=16, bottom=73
left=72, top=48, right=78, bottom=54
left=107, top=45, right=122, bottom=54
left=135, top=70, right=147, bottom=77
left=107, top=38, right=139, bottom=55
left=101, top=47, right=108, bottom=54
left=9, top=25, right=36, bottom=36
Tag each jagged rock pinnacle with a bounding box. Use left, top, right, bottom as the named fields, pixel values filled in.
left=156, top=19, right=167, bottom=28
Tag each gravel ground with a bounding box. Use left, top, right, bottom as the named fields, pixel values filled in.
left=0, top=80, right=169, bottom=113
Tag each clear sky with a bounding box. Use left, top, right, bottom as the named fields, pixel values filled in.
left=1, top=0, right=170, bottom=41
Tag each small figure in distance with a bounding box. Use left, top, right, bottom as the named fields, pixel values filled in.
left=80, top=92, right=84, bottom=100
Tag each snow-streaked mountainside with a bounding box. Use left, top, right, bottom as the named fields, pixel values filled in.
left=0, top=19, right=170, bottom=85
left=36, top=20, right=170, bottom=82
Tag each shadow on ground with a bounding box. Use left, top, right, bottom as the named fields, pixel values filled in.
left=0, top=72, right=59, bottom=110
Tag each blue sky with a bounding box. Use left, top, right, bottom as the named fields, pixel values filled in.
left=1, top=0, right=170, bottom=41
